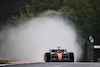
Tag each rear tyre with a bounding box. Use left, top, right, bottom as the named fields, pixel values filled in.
left=44, top=53, right=51, bottom=62
left=69, top=53, right=74, bottom=62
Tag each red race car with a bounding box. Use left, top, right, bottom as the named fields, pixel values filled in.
left=44, top=47, right=74, bottom=62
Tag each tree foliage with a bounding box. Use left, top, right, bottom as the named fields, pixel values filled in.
left=0, top=0, right=100, bottom=43
left=59, top=0, right=100, bottom=43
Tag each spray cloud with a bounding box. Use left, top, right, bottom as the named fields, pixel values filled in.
left=0, top=11, right=82, bottom=62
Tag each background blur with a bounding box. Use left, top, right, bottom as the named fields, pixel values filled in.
left=0, top=0, right=100, bottom=61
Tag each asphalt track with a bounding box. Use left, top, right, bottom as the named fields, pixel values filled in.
left=1, top=62, right=100, bottom=67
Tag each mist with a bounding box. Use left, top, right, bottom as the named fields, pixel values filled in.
left=0, top=11, right=82, bottom=62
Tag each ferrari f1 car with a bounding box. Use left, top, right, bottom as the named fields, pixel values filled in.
left=44, top=47, right=74, bottom=62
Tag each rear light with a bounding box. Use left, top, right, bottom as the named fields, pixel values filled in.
left=91, top=52, right=93, bottom=54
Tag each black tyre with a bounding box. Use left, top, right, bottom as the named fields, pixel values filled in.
left=69, top=53, right=74, bottom=62
left=44, top=53, right=51, bottom=62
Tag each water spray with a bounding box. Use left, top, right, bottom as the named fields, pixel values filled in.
left=0, top=10, right=82, bottom=62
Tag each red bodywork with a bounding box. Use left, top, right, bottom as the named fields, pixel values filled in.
left=51, top=50, right=68, bottom=61
left=57, top=53, right=62, bottom=61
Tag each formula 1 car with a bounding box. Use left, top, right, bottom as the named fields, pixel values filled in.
left=44, top=47, right=74, bottom=62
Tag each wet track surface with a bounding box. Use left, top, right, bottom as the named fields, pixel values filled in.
left=1, top=62, right=100, bottom=67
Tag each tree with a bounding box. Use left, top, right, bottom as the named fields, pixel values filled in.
left=59, top=0, right=100, bottom=43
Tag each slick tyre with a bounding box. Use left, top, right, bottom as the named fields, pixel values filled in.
left=69, top=53, right=74, bottom=62
left=44, top=53, right=50, bottom=62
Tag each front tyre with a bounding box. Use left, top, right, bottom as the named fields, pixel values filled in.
left=69, top=53, right=74, bottom=62
left=44, top=53, right=50, bottom=62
